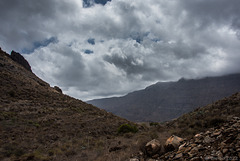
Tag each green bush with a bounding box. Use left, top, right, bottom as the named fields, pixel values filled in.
left=149, top=122, right=159, bottom=126
left=117, top=124, right=138, bottom=134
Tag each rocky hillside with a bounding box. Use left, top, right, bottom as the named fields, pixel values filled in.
left=88, top=74, right=240, bottom=122
left=0, top=48, right=140, bottom=160
left=162, top=117, right=240, bottom=160
left=130, top=92, right=240, bottom=160
left=131, top=117, right=240, bottom=161
left=168, top=92, right=240, bottom=138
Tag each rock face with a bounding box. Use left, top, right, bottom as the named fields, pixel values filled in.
left=10, top=50, right=32, bottom=72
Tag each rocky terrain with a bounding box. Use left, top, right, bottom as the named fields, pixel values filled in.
left=130, top=91, right=240, bottom=160
left=0, top=48, right=147, bottom=160
left=88, top=73, right=240, bottom=122
left=164, top=117, right=240, bottom=160
left=130, top=116, right=240, bottom=161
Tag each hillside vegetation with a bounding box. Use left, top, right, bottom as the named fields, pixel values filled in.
left=130, top=92, right=240, bottom=160
left=0, top=48, right=140, bottom=160
left=168, top=92, right=240, bottom=138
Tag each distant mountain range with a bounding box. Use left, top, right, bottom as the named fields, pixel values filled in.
left=88, top=74, right=240, bottom=122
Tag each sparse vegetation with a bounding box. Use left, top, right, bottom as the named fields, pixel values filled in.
left=149, top=122, right=159, bottom=126
left=167, top=92, right=240, bottom=138
left=117, top=123, right=138, bottom=134
left=0, top=49, right=137, bottom=160
left=149, top=130, right=159, bottom=139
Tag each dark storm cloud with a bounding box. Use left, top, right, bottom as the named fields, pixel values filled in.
left=171, top=41, right=207, bottom=59
left=0, top=0, right=77, bottom=53
left=179, top=0, right=240, bottom=31
left=103, top=54, right=144, bottom=75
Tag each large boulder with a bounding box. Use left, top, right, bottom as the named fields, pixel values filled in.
left=10, top=50, right=32, bottom=72
left=164, top=135, right=184, bottom=152
left=145, top=139, right=164, bottom=157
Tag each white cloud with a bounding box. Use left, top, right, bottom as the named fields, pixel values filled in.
left=1, top=0, right=240, bottom=100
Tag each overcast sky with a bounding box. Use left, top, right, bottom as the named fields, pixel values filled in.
left=1, top=0, right=240, bottom=101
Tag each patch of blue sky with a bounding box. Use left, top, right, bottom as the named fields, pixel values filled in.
left=83, top=0, right=111, bottom=8
left=84, top=49, right=94, bottom=54
left=22, top=37, right=57, bottom=54
left=130, top=32, right=150, bottom=44
left=87, top=38, right=95, bottom=45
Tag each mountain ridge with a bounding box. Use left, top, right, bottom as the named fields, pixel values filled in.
left=88, top=73, right=240, bottom=122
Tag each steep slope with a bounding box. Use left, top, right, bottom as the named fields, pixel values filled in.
left=131, top=92, right=240, bottom=160
left=162, top=92, right=240, bottom=160
left=162, top=117, right=240, bottom=160
left=0, top=48, right=135, bottom=160
left=88, top=74, right=240, bottom=122
left=132, top=117, right=240, bottom=160
left=168, top=92, right=240, bottom=137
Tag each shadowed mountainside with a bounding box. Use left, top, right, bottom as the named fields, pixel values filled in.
left=0, top=48, right=139, bottom=160
left=88, top=74, right=240, bottom=122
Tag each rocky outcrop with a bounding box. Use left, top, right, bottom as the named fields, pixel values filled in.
left=53, top=86, right=62, bottom=93
left=131, top=136, right=183, bottom=160
left=160, top=117, right=240, bottom=160
left=10, top=50, right=32, bottom=72
left=130, top=117, right=240, bottom=160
